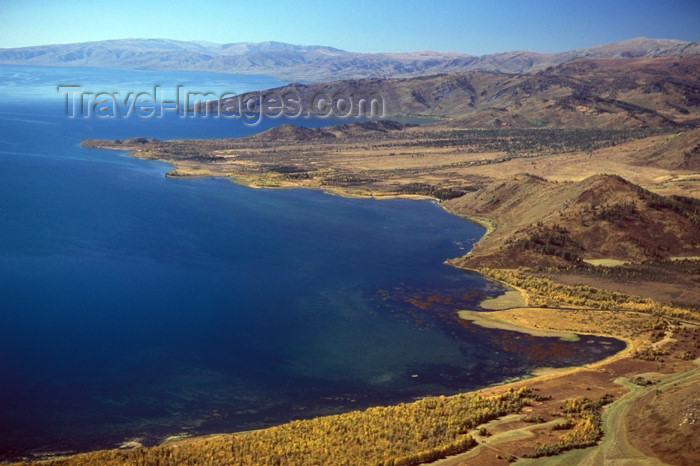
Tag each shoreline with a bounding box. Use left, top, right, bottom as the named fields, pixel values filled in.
left=50, top=139, right=692, bottom=465
left=122, top=142, right=637, bottom=362
left=460, top=285, right=642, bottom=374
left=458, top=304, right=641, bottom=378
left=139, top=150, right=639, bottom=415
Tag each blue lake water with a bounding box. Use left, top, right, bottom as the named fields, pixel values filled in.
left=0, top=65, right=625, bottom=460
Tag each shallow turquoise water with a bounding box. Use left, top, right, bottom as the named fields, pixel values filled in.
left=0, top=65, right=625, bottom=460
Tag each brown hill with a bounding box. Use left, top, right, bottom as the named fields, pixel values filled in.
left=444, top=174, right=700, bottom=268
left=264, top=56, right=700, bottom=128
left=632, top=128, right=700, bottom=169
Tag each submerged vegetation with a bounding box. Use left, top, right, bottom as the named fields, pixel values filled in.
left=35, top=388, right=538, bottom=466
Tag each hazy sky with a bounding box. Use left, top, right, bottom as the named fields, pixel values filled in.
left=1, top=0, right=698, bottom=54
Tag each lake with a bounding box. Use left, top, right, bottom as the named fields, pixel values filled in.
left=0, top=65, right=625, bottom=460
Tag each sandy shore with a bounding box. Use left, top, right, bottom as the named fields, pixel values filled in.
left=458, top=309, right=580, bottom=342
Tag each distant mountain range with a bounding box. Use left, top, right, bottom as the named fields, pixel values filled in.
left=0, top=37, right=698, bottom=82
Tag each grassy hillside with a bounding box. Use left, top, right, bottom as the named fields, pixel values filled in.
left=632, top=127, right=700, bottom=169
left=445, top=174, right=700, bottom=268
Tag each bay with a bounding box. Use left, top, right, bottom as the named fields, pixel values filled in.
left=0, top=65, right=624, bottom=460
